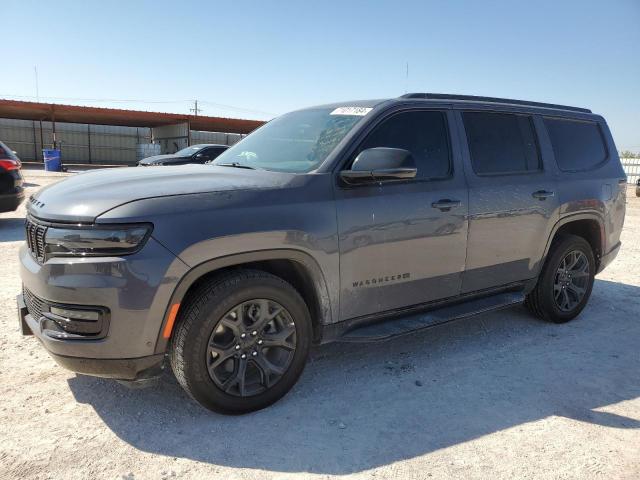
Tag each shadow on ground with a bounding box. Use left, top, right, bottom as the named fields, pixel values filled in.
left=68, top=279, right=640, bottom=475
left=0, top=217, right=25, bottom=242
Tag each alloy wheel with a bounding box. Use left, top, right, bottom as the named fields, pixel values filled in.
left=553, top=250, right=590, bottom=312
left=206, top=299, right=297, bottom=397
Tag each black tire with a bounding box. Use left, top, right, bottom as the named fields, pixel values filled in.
left=169, top=269, right=312, bottom=414
left=525, top=234, right=595, bottom=323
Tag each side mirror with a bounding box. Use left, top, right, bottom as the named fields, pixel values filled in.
left=340, top=147, right=417, bottom=184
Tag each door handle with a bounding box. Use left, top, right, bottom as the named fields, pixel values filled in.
left=431, top=199, right=461, bottom=211
left=532, top=190, right=555, bottom=200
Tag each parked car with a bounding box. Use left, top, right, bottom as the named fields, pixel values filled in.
left=18, top=94, right=626, bottom=414
left=636, top=178, right=639, bottom=197
left=0, top=141, right=24, bottom=213
left=137, top=143, right=228, bottom=166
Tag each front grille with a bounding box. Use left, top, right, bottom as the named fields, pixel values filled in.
left=23, top=287, right=46, bottom=321
left=25, top=217, right=47, bottom=263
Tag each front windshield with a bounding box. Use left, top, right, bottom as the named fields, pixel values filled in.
left=175, top=145, right=204, bottom=156
left=211, top=107, right=369, bottom=172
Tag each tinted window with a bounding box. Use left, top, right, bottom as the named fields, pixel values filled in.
left=463, top=112, right=540, bottom=175
left=209, top=147, right=227, bottom=160
left=544, top=118, right=607, bottom=171
left=358, top=111, right=451, bottom=179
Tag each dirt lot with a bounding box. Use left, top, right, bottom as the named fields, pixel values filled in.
left=1, top=170, right=639, bottom=480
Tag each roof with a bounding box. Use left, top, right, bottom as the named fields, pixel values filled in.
left=0, top=99, right=265, bottom=134
left=399, top=93, right=592, bottom=113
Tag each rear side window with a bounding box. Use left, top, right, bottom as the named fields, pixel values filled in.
left=544, top=118, right=607, bottom=171
left=358, top=110, right=451, bottom=179
left=463, top=112, right=540, bottom=175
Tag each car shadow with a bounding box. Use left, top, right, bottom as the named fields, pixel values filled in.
left=0, top=217, right=25, bottom=242
left=67, top=279, right=640, bottom=475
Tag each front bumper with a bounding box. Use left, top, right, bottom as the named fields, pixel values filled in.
left=18, top=237, right=189, bottom=378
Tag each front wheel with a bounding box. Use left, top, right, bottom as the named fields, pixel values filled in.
left=525, top=234, right=596, bottom=323
left=170, top=270, right=312, bottom=414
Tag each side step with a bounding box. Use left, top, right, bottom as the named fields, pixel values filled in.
left=338, top=292, right=525, bottom=342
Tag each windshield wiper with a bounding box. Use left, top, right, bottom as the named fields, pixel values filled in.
left=216, top=162, right=256, bottom=170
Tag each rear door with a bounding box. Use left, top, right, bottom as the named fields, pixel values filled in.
left=335, top=108, right=469, bottom=320
left=457, top=110, right=559, bottom=292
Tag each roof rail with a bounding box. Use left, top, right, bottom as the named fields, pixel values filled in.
left=399, top=93, right=592, bottom=114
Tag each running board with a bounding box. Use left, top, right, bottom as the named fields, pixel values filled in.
left=338, top=292, right=525, bottom=343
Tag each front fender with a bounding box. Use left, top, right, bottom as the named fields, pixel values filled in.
left=152, top=248, right=334, bottom=354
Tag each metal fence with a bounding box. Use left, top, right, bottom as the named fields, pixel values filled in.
left=622, top=158, right=640, bottom=184
left=0, top=117, right=246, bottom=165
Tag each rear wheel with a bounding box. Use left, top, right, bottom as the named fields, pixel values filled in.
left=525, top=235, right=595, bottom=323
left=170, top=270, right=312, bottom=414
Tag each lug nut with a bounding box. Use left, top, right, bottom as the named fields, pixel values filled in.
left=240, top=333, right=246, bottom=339
left=257, top=339, right=263, bottom=345
left=241, top=353, right=246, bottom=359
left=252, top=351, right=258, bottom=357
left=235, top=345, right=241, bottom=350
left=251, top=330, right=257, bottom=336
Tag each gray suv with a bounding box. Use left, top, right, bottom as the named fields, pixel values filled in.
left=18, top=94, right=626, bottom=413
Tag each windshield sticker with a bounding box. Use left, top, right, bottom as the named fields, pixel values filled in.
left=330, top=107, right=372, bottom=116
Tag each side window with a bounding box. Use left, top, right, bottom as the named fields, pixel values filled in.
left=210, top=147, right=226, bottom=160
left=463, top=112, right=540, bottom=175
left=543, top=118, right=607, bottom=172
left=358, top=110, right=451, bottom=179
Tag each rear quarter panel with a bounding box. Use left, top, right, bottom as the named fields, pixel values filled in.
left=540, top=114, right=625, bottom=260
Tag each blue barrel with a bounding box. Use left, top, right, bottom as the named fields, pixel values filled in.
left=43, top=149, right=61, bottom=171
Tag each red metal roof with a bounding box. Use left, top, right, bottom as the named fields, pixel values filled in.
left=0, top=99, right=264, bottom=134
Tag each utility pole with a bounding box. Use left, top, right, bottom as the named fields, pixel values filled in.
left=190, top=100, right=202, bottom=116
left=405, top=62, right=409, bottom=94
left=35, top=66, right=44, bottom=160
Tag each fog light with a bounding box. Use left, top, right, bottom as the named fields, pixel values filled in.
left=50, top=306, right=100, bottom=321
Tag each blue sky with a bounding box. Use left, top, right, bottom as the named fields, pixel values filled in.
left=2, top=0, right=639, bottom=151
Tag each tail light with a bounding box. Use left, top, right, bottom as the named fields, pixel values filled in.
left=0, top=158, right=20, bottom=171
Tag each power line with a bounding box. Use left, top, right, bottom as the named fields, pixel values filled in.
left=197, top=100, right=276, bottom=117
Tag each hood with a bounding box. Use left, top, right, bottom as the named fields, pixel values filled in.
left=27, top=165, right=294, bottom=223
left=138, top=154, right=186, bottom=165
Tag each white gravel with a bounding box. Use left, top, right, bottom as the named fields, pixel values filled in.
left=1, top=170, right=639, bottom=480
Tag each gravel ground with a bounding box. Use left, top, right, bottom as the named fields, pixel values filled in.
left=1, top=170, right=639, bottom=480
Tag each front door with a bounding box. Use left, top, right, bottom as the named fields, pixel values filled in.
left=334, top=109, right=469, bottom=320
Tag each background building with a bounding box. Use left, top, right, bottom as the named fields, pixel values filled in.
left=0, top=99, right=264, bottom=165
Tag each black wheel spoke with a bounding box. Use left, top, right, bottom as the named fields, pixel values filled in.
left=261, top=327, right=295, bottom=350
left=251, top=299, right=283, bottom=331
left=220, top=307, right=243, bottom=336
left=208, top=345, right=236, bottom=370
left=222, top=358, right=248, bottom=396
left=253, top=355, right=285, bottom=388
left=567, top=283, right=585, bottom=297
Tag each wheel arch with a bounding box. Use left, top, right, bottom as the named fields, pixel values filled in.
left=541, top=213, right=604, bottom=271
left=154, top=249, right=333, bottom=353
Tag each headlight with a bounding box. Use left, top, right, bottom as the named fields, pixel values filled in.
left=44, top=224, right=152, bottom=257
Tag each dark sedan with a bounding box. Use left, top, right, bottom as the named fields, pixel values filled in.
left=138, top=144, right=228, bottom=166
left=0, top=141, right=24, bottom=213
